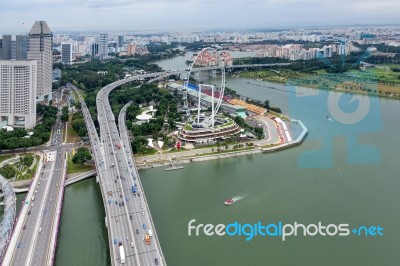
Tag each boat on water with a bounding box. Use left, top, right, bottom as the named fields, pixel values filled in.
left=224, top=198, right=234, bottom=206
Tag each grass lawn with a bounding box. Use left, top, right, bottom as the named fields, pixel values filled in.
left=66, top=113, right=81, bottom=143
left=66, top=153, right=94, bottom=175
left=240, top=66, right=400, bottom=98
left=240, top=69, right=309, bottom=84
left=137, top=148, right=158, bottom=156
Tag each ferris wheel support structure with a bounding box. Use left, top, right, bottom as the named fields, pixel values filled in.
left=184, top=47, right=226, bottom=127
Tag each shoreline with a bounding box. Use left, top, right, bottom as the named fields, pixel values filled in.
left=136, top=119, right=307, bottom=170
left=237, top=72, right=400, bottom=100
left=7, top=120, right=307, bottom=190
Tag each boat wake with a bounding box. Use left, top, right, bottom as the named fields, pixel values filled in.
left=232, top=193, right=248, bottom=202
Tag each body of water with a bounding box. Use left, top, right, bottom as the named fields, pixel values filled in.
left=154, top=50, right=256, bottom=71
left=50, top=55, right=400, bottom=266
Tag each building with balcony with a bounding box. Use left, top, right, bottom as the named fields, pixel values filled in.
left=0, top=60, right=37, bottom=129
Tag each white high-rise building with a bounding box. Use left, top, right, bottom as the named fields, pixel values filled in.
left=0, top=60, right=37, bottom=129
left=28, top=21, right=53, bottom=101
left=98, top=33, right=108, bottom=60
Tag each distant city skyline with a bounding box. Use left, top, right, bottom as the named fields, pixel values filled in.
left=0, top=0, right=400, bottom=34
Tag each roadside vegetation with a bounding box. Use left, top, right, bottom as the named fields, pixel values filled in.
left=65, top=113, right=82, bottom=143
left=67, top=152, right=94, bottom=175
left=72, top=147, right=92, bottom=165
left=70, top=112, right=87, bottom=138
left=0, top=104, right=58, bottom=151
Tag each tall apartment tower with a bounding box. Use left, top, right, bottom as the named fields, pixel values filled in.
left=98, top=33, right=108, bottom=60
left=28, top=21, right=53, bottom=101
left=61, top=42, right=72, bottom=64
left=0, top=60, right=37, bottom=129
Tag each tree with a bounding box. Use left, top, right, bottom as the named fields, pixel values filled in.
left=263, top=100, right=270, bottom=109
left=0, top=164, right=16, bottom=179
left=61, top=106, right=69, bottom=122
left=131, top=137, right=148, bottom=154
left=21, top=155, right=34, bottom=167
left=71, top=118, right=87, bottom=137
left=72, top=147, right=92, bottom=165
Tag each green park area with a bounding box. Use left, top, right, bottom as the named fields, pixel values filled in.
left=239, top=65, right=400, bottom=98
left=66, top=113, right=82, bottom=143
left=239, top=69, right=309, bottom=84
left=0, top=154, right=40, bottom=180
left=66, top=148, right=95, bottom=175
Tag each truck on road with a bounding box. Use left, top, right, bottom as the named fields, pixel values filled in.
left=119, top=243, right=126, bottom=264
left=145, top=234, right=151, bottom=245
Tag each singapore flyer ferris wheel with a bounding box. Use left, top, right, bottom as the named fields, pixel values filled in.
left=183, top=47, right=232, bottom=128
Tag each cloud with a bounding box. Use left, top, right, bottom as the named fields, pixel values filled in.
left=0, top=0, right=399, bottom=33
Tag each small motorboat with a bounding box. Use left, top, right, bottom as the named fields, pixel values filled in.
left=224, top=198, right=234, bottom=206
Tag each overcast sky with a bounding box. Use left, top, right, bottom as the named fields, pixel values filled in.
left=0, top=0, right=399, bottom=34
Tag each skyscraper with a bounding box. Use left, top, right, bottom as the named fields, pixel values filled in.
left=28, top=21, right=53, bottom=101
left=1, top=35, right=12, bottom=60
left=118, top=35, right=124, bottom=48
left=0, top=60, right=37, bottom=129
left=0, top=35, right=27, bottom=60
left=98, top=33, right=108, bottom=60
left=91, top=43, right=99, bottom=57
left=61, top=43, right=72, bottom=64
left=15, top=35, right=28, bottom=60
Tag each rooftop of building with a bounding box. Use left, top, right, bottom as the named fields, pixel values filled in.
left=29, top=21, right=52, bottom=35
